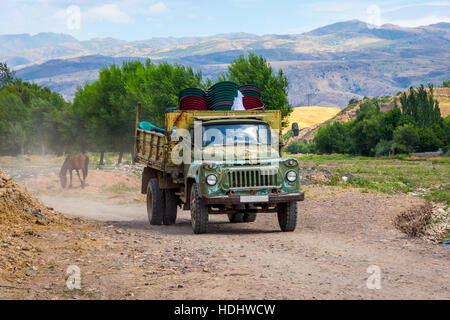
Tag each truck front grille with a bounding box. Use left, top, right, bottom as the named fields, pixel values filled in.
left=227, top=167, right=279, bottom=190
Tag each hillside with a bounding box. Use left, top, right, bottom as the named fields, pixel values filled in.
left=435, top=87, right=450, bottom=117
left=284, top=106, right=340, bottom=133
left=3, top=20, right=450, bottom=104
left=292, top=87, right=450, bottom=142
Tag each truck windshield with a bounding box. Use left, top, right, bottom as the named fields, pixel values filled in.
left=202, top=123, right=271, bottom=147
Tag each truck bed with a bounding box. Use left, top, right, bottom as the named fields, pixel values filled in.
left=133, top=109, right=281, bottom=171
left=134, top=128, right=166, bottom=170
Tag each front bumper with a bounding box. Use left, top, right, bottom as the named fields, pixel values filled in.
left=202, top=192, right=305, bottom=205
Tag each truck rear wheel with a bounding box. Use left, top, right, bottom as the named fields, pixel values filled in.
left=163, top=189, right=178, bottom=225
left=147, top=178, right=164, bottom=225
left=190, top=183, right=208, bottom=234
left=277, top=201, right=298, bottom=232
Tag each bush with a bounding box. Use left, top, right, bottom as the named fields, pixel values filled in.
left=315, top=121, right=350, bottom=154
left=417, top=127, right=442, bottom=152
left=348, top=98, right=359, bottom=106
left=282, top=129, right=293, bottom=142
left=442, top=116, right=450, bottom=151
left=375, top=139, right=393, bottom=156
left=391, top=125, right=419, bottom=154
left=285, top=141, right=315, bottom=154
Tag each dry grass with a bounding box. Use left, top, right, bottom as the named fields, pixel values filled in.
left=438, top=99, right=450, bottom=117
left=284, top=106, right=341, bottom=133
left=434, top=88, right=450, bottom=117
left=393, top=202, right=433, bottom=237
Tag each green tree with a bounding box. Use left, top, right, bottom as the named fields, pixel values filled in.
left=0, top=62, right=15, bottom=88
left=417, top=127, right=442, bottom=152
left=391, top=125, right=419, bottom=154
left=399, top=84, right=441, bottom=128
left=315, top=121, right=350, bottom=154
left=0, top=80, right=70, bottom=155
left=127, top=60, right=203, bottom=128
left=282, top=129, right=294, bottom=142
left=219, top=53, right=292, bottom=127
left=0, top=93, right=29, bottom=154
left=348, top=101, right=384, bottom=156
left=348, top=98, right=359, bottom=106
left=443, top=116, right=450, bottom=151
left=73, top=59, right=204, bottom=163
left=285, top=141, right=315, bottom=154
left=380, top=106, right=403, bottom=141
left=443, top=80, right=450, bottom=88
left=7, top=123, right=27, bottom=155
left=73, top=66, right=125, bottom=163
left=375, top=139, right=393, bottom=156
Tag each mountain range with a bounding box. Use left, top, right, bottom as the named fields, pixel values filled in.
left=1, top=20, right=449, bottom=107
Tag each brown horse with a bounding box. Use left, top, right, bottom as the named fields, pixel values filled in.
left=59, top=154, right=89, bottom=189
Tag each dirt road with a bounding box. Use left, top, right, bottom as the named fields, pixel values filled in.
left=1, top=167, right=449, bottom=299
left=26, top=191, right=450, bottom=299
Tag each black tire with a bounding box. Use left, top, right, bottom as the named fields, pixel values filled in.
left=190, top=183, right=208, bottom=234
left=243, top=204, right=257, bottom=222
left=277, top=201, right=298, bottom=232
left=163, top=189, right=178, bottom=225
left=243, top=213, right=257, bottom=222
left=147, top=178, right=164, bottom=225
left=228, top=213, right=244, bottom=223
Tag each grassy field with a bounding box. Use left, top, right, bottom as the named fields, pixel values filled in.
left=284, top=106, right=341, bottom=132
left=289, top=153, right=450, bottom=205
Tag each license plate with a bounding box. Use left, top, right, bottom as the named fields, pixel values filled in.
left=240, top=195, right=268, bottom=203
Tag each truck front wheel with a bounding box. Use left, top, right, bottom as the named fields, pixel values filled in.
left=277, top=201, right=298, bottom=232
left=190, top=183, right=208, bottom=234
left=147, top=178, right=164, bottom=225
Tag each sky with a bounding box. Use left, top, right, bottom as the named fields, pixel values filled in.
left=1, top=0, right=450, bottom=40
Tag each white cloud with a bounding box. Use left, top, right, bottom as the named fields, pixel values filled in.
left=84, top=4, right=133, bottom=24
left=383, top=2, right=450, bottom=14
left=148, top=2, right=168, bottom=15
left=385, top=15, right=450, bottom=27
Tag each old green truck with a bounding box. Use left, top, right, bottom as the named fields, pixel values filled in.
left=134, top=106, right=304, bottom=234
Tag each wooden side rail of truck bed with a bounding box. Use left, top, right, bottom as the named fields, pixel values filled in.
left=134, top=128, right=166, bottom=170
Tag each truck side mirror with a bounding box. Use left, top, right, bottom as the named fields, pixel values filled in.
left=292, top=122, right=299, bottom=137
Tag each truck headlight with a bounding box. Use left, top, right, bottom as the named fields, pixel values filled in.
left=286, top=170, right=297, bottom=182
left=206, top=174, right=217, bottom=186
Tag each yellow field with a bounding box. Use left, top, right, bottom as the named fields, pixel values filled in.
left=284, top=106, right=341, bottom=132
left=438, top=99, right=450, bottom=117
left=434, top=88, right=450, bottom=117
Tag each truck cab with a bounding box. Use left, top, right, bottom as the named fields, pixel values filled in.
left=134, top=108, right=304, bottom=234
